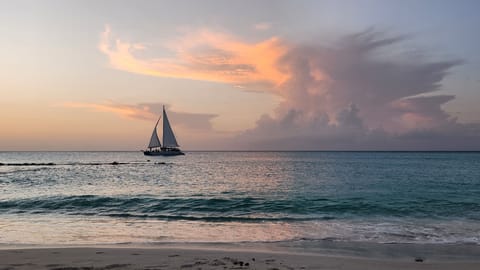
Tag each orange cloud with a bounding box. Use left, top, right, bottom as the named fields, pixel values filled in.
left=99, top=25, right=289, bottom=89
left=63, top=102, right=156, bottom=121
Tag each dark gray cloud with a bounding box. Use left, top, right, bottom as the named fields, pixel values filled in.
left=234, top=30, right=480, bottom=150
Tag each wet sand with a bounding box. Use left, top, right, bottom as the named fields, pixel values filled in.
left=1, top=243, right=480, bottom=270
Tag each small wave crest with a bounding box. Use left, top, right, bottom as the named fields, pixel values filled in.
left=0, top=195, right=329, bottom=222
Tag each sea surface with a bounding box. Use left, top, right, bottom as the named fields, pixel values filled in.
left=0, top=151, right=479, bottom=246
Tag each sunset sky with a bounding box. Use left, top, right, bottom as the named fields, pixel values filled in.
left=1, top=0, right=479, bottom=150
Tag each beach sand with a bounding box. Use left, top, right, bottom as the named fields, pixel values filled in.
left=1, top=243, right=480, bottom=270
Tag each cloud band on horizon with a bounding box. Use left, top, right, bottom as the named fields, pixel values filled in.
left=63, top=102, right=218, bottom=131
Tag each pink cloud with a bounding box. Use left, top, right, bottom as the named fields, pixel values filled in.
left=99, top=25, right=289, bottom=89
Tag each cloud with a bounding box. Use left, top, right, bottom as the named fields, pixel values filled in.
left=233, top=30, right=480, bottom=150
left=98, top=27, right=480, bottom=150
left=99, top=25, right=288, bottom=89
left=62, top=101, right=237, bottom=150
left=63, top=102, right=218, bottom=131
left=271, top=30, right=462, bottom=131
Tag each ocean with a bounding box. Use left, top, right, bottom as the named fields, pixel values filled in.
left=1, top=151, right=479, bottom=246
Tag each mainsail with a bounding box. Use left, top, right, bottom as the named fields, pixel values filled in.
left=147, top=116, right=162, bottom=149
left=162, top=106, right=179, bottom=147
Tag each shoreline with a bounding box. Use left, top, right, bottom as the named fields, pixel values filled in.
left=1, top=241, right=480, bottom=270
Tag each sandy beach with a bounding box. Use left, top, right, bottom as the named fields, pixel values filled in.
left=1, top=242, right=480, bottom=270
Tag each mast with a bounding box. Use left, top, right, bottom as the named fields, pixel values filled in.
left=147, top=115, right=162, bottom=149
left=162, top=106, right=179, bottom=148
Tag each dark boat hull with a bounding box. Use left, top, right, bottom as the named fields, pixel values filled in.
left=143, top=150, right=185, bottom=156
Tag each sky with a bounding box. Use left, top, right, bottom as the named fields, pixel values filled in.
left=1, top=0, right=479, bottom=150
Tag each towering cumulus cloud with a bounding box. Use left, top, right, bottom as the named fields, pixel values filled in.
left=236, top=30, right=480, bottom=150
left=99, top=27, right=480, bottom=150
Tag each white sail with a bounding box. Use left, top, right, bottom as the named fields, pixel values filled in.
left=147, top=116, right=162, bottom=148
left=162, top=106, right=179, bottom=147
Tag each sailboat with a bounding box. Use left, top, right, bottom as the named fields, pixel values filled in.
left=143, top=106, right=185, bottom=156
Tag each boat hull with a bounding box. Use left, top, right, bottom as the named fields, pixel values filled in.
left=143, top=150, right=185, bottom=156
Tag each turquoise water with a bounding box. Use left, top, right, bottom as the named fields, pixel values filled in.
left=0, top=151, right=479, bottom=245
